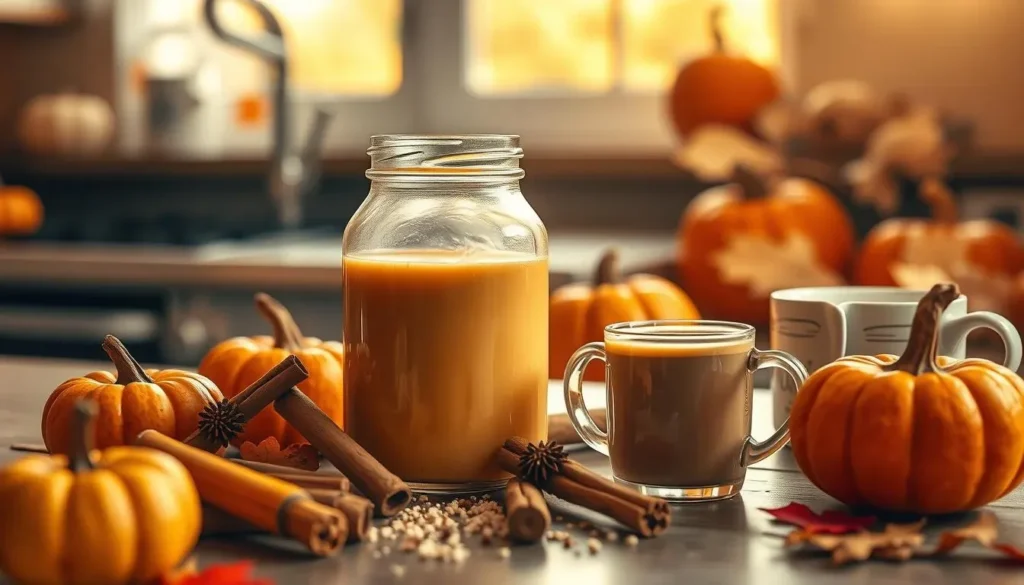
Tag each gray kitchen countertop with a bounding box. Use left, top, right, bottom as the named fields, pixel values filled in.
left=2, top=355, right=1024, bottom=584
left=0, top=231, right=677, bottom=290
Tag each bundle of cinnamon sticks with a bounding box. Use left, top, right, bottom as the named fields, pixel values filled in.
left=497, top=436, right=670, bottom=540
left=134, top=356, right=415, bottom=555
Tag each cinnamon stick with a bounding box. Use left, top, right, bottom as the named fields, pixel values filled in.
left=136, top=430, right=347, bottom=556
left=185, top=356, right=309, bottom=452
left=201, top=491, right=374, bottom=543
left=232, top=459, right=350, bottom=491
left=274, top=388, right=412, bottom=517
left=504, top=479, right=551, bottom=543
left=258, top=472, right=349, bottom=492
left=548, top=410, right=606, bottom=445
left=331, top=493, right=375, bottom=543
left=496, top=436, right=670, bottom=537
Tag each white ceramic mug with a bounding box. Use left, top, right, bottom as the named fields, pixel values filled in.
left=770, top=286, right=1023, bottom=428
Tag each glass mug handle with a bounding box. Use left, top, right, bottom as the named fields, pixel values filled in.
left=563, top=342, right=610, bottom=456
left=741, top=348, right=809, bottom=466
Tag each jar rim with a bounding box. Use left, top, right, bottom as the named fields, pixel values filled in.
left=366, top=134, right=525, bottom=181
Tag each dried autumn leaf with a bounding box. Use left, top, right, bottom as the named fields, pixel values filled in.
left=786, top=520, right=926, bottom=565
left=930, top=511, right=1024, bottom=563
left=673, top=124, right=783, bottom=181
left=992, top=543, right=1024, bottom=561
left=711, top=232, right=845, bottom=298
left=932, top=511, right=998, bottom=555
left=162, top=561, right=274, bottom=585
left=759, top=502, right=876, bottom=534
left=846, top=108, right=952, bottom=215
left=239, top=437, right=320, bottom=472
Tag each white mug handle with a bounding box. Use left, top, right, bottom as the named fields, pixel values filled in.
left=941, top=311, right=1022, bottom=370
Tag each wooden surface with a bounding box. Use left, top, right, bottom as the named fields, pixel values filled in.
left=2, top=355, right=1024, bottom=584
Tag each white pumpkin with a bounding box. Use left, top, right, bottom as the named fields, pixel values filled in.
left=17, top=92, right=115, bottom=156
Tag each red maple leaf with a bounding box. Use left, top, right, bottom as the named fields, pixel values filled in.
left=760, top=502, right=876, bottom=535
left=162, top=561, right=274, bottom=585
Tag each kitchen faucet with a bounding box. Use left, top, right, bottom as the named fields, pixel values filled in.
left=203, top=0, right=333, bottom=230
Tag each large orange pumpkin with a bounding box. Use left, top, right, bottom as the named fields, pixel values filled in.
left=0, top=181, right=44, bottom=236
left=41, top=335, right=223, bottom=455
left=790, top=283, right=1024, bottom=514
left=668, top=6, right=780, bottom=139
left=550, top=249, right=700, bottom=381
left=677, top=166, right=853, bottom=325
left=855, top=178, right=1023, bottom=291
left=199, top=293, right=343, bottom=446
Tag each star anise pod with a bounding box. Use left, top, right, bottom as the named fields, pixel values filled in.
left=518, top=440, right=567, bottom=486
left=197, top=400, right=245, bottom=447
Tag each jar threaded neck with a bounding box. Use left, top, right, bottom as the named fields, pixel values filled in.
left=366, top=134, right=524, bottom=181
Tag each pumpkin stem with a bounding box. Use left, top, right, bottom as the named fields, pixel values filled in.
left=102, top=335, right=154, bottom=385
left=69, top=399, right=98, bottom=472
left=886, top=283, right=960, bottom=375
left=733, top=164, right=769, bottom=200
left=710, top=5, right=726, bottom=53
left=254, top=292, right=305, bottom=351
left=919, top=177, right=958, bottom=224
left=595, top=249, right=623, bottom=286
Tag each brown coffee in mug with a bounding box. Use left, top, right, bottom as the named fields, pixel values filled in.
left=564, top=321, right=807, bottom=501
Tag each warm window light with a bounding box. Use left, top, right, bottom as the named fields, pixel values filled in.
left=466, top=0, right=615, bottom=95
left=215, top=0, right=403, bottom=96
left=467, top=0, right=779, bottom=95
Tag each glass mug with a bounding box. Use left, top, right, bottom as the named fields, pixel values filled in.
left=564, top=320, right=808, bottom=501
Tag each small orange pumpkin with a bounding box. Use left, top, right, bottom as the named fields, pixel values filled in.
left=0, top=181, right=44, bottom=236
left=41, top=335, right=223, bottom=455
left=199, top=293, right=343, bottom=445
left=677, top=166, right=853, bottom=325
left=1, top=400, right=201, bottom=585
left=790, top=283, right=1024, bottom=514
left=668, top=6, right=780, bottom=139
left=855, top=178, right=1024, bottom=289
left=550, top=249, right=700, bottom=381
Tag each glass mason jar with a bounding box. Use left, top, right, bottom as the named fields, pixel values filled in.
left=342, top=135, right=549, bottom=493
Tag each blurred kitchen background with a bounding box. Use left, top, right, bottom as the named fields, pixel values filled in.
left=0, top=0, right=1023, bottom=365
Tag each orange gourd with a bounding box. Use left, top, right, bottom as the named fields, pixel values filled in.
left=790, top=283, right=1024, bottom=514
left=550, top=249, right=700, bottom=381
left=0, top=181, right=43, bottom=236
left=199, top=293, right=343, bottom=445
left=855, top=178, right=1023, bottom=287
left=1, top=400, right=201, bottom=585
left=41, top=335, right=223, bottom=455
left=677, top=167, right=854, bottom=325
left=668, top=7, right=780, bottom=139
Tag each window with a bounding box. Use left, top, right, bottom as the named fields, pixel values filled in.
left=115, top=0, right=780, bottom=155
left=466, top=0, right=779, bottom=96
